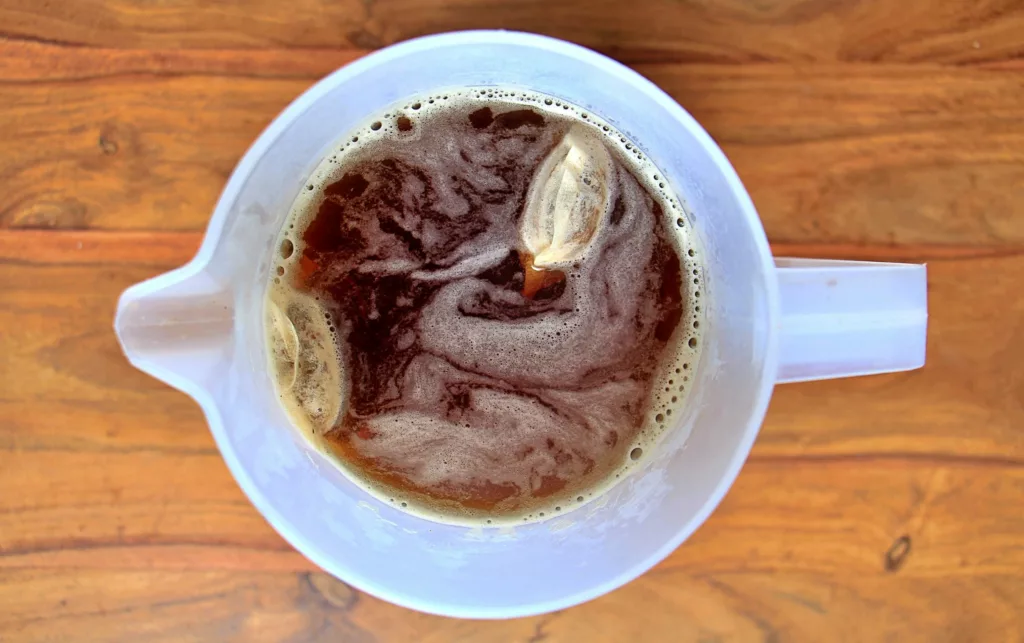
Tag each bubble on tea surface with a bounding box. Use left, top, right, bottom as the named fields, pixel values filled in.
left=280, top=238, right=294, bottom=259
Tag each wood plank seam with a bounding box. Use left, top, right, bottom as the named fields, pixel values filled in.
left=2, top=39, right=1024, bottom=84
left=4, top=230, right=1023, bottom=265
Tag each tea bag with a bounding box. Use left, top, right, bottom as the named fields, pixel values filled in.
left=520, top=125, right=614, bottom=268
left=268, top=297, right=342, bottom=434
left=269, top=301, right=300, bottom=389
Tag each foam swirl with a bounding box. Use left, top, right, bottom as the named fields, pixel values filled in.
left=267, top=91, right=699, bottom=522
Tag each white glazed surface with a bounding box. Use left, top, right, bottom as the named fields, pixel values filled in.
left=116, top=31, right=780, bottom=618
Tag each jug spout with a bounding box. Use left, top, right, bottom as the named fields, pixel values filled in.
left=114, top=265, right=234, bottom=397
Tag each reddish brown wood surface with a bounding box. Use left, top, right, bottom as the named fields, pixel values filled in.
left=2, top=0, right=1023, bottom=63
left=1, top=1, right=1023, bottom=640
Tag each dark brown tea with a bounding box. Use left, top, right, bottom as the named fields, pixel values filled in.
left=266, top=88, right=704, bottom=526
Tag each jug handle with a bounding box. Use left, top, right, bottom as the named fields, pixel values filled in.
left=774, top=258, right=927, bottom=383
left=114, top=263, right=234, bottom=398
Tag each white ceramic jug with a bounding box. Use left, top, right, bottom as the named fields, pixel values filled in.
left=115, top=31, right=927, bottom=618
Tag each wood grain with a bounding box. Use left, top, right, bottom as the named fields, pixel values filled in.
left=3, top=230, right=1023, bottom=465
left=2, top=444, right=1022, bottom=577
left=2, top=569, right=1022, bottom=642
left=1, top=0, right=1023, bottom=64
left=2, top=229, right=1023, bottom=640
left=1, top=42, right=1021, bottom=249
left=2, top=2, right=1023, bottom=639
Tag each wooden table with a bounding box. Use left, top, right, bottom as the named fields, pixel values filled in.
left=2, top=1, right=1022, bottom=640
